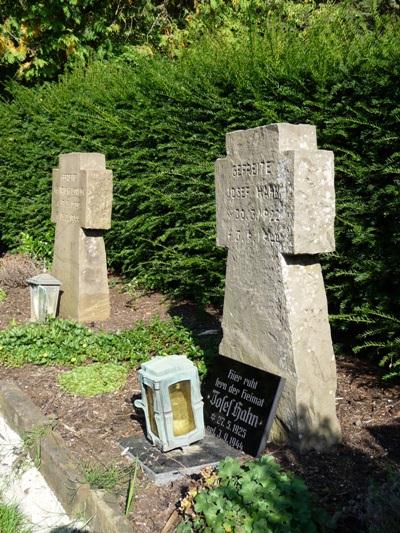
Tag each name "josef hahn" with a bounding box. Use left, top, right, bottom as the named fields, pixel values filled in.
left=209, top=390, right=260, bottom=428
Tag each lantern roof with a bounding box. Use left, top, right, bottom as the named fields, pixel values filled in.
left=26, top=273, right=62, bottom=286
left=140, top=355, right=196, bottom=379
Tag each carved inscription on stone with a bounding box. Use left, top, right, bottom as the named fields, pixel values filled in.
left=217, top=158, right=288, bottom=248
left=51, top=167, right=112, bottom=229
left=51, top=171, right=83, bottom=225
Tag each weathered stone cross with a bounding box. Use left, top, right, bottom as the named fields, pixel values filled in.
left=51, top=153, right=113, bottom=322
left=215, top=123, right=341, bottom=450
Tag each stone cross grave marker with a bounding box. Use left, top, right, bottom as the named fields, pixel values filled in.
left=51, top=153, right=112, bottom=322
left=215, top=123, right=341, bottom=450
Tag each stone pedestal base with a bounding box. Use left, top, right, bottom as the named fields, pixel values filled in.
left=52, top=226, right=110, bottom=322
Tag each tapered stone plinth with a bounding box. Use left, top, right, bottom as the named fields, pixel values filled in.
left=51, top=153, right=112, bottom=322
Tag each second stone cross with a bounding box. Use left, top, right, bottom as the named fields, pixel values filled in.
left=215, top=123, right=341, bottom=450
left=51, top=153, right=113, bottom=322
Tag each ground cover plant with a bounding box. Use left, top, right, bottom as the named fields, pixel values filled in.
left=58, top=362, right=128, bottom=397
left=177, top=456, right=331, bottom=533
left=0, top=316, right=204, bottom=370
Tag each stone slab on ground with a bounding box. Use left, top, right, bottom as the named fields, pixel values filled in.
left=0, top=380, right=133, bottom=533
left=120, top=433, right=245, bottom=485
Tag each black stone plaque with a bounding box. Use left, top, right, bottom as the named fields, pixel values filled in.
left=202, top=355, right=284, bottom=457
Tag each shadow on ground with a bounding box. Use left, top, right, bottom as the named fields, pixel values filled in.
left=269, top=404, right=400, bottom=531
left=168, top=301, right=222, bottom=372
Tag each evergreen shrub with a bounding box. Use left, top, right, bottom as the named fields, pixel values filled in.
left=0, top=4, right=399, bottom=374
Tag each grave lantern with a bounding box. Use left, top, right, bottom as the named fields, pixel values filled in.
left=135, top=355, right=204, bottom=452
left=26, top=273, right=61, bottom=322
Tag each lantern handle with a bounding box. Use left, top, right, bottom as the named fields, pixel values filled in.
left=134, top=399, right=145, bottom=410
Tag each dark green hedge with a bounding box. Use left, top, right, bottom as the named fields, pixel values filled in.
left=0, top=7, right=399, bottom=372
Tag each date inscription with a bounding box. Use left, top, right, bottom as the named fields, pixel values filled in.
left=221, top=159, right=287, bottom=247
left=203, top=357, right=283, bottom=457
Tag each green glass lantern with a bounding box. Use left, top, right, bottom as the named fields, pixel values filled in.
left=135, top=355, right=204, bottom=452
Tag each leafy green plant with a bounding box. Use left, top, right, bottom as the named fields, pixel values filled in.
left=0, top=316, right=204, bottom=370
left=58, top=363, right=128, bottom=397
left=0, top=0, right=192, bottom=83
left=0, top=496, right=30, bottom=533
left=13, top=231, right=53, bottom=267
left=0, top=2, right=399, bottom=371
left=0, top=318, right=99, bottom=367
left=177, top=456, right=331, bottom=533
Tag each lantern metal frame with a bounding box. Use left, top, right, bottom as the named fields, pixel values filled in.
left=135, top=355, right=204, bottom=452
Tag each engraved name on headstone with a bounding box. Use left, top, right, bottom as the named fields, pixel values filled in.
left=203, top=356, right=284, bottom=456
left=51, top=153, right=112, bottom=321
left=215, top=123, right=341, bottom=450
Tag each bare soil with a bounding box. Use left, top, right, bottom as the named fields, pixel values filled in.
left=0, top=275, right=399, bottom=532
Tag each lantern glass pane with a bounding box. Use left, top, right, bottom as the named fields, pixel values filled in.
left=46, top=286, right=60, bottom=317
left=144, top=384, right=159, bottom=437
left=168, top=380, right=195, bottom=436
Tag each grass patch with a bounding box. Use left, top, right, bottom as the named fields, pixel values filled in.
left=82, top=460, right=139, bottom=499
left=0, top=288, right=6, bottom=303
left=0, top=498, right=30, bottom=533
left=20, top=425, right=54, bottom=470
left=82, top=462, right=123, bottom=491
left=59, top=363, right=128, bottom=397
left=0, top=316, right=205, bottom=372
